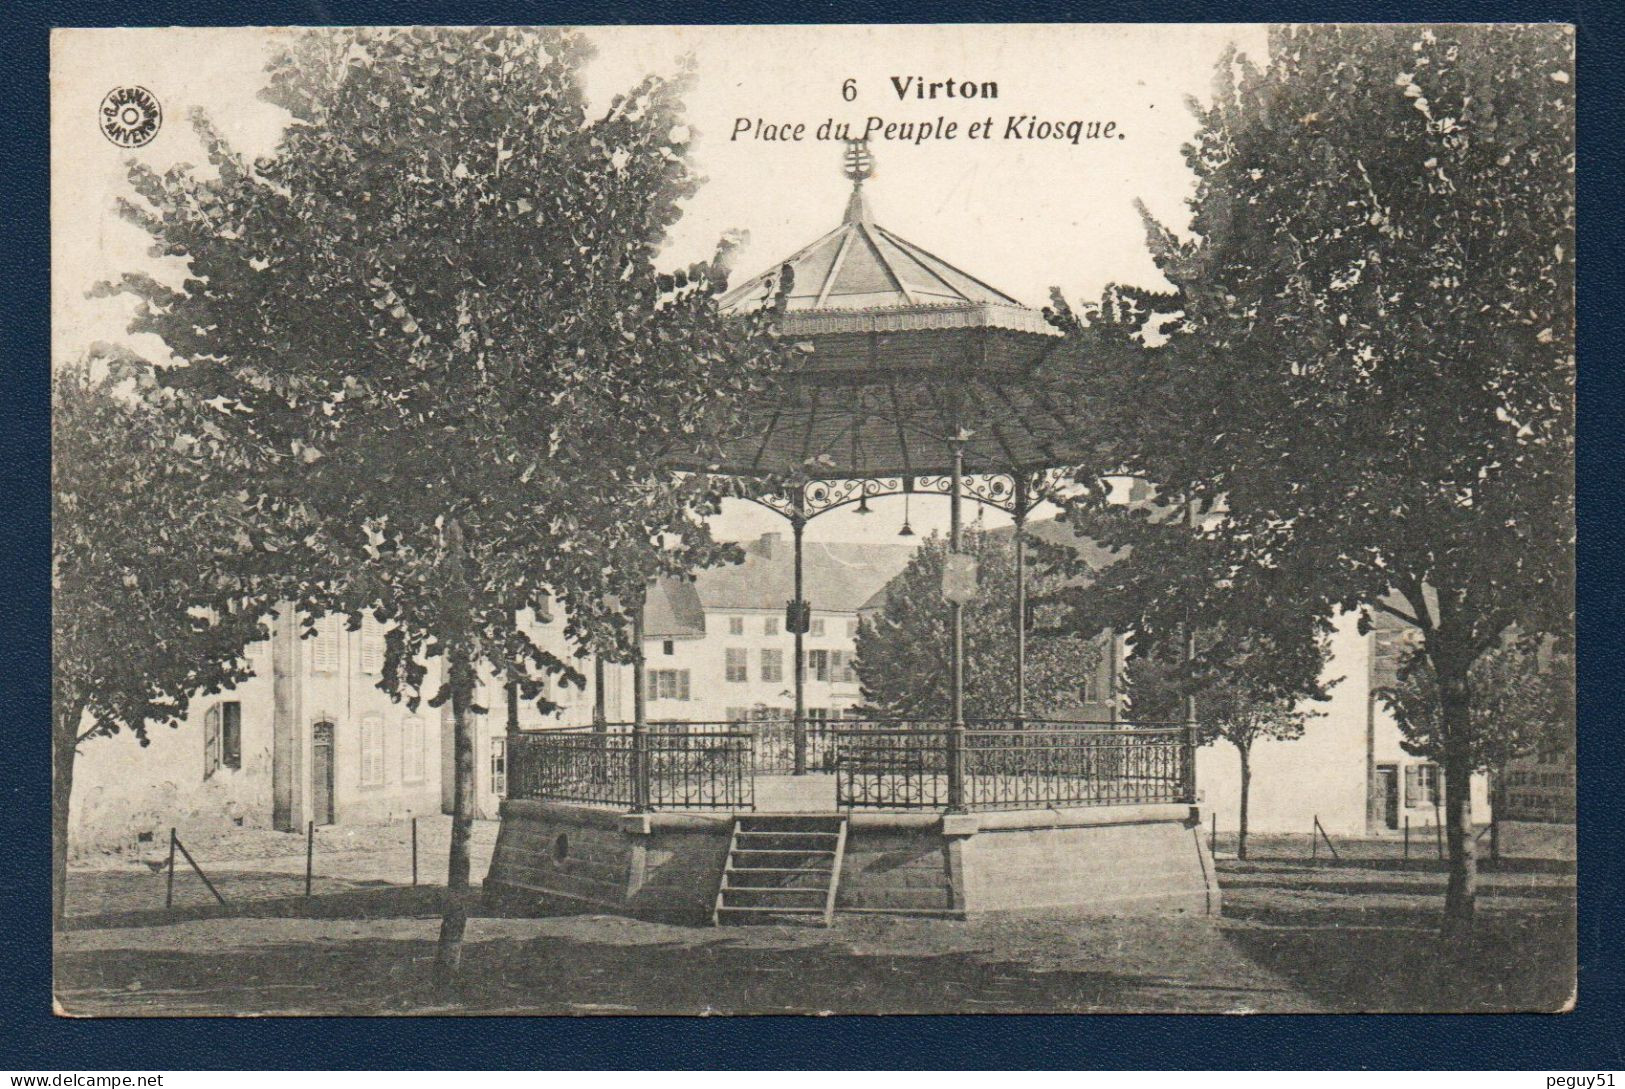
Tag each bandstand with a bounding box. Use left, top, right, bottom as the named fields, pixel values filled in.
left=486, top=144, right=1219, bottom=924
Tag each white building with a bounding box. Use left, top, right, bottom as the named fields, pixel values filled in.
left=70, top=607, right=446, bottom=857
left=637, top=532, right=915, bottom=728
left=1195, top=605, right=1492, bottom=838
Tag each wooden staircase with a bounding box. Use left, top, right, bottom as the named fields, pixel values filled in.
left=713, top=815, right=847, bottom=926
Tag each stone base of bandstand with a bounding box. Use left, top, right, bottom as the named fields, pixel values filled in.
left=483, top=792, right=1221, bottom=925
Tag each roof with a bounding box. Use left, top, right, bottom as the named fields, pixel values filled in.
left=858, top=515, right=1124, bottom=615
left=718, top=185, right=1054, bottom=338
left=642, top=578, right=707, bottom=639
left=655, top=533, right=916, bottom=618
left=677, top=145, right=1126, bottom=480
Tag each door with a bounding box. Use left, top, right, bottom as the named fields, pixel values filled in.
left=312, top=721, right=336, bottom=827
left=1377, top=764, right=1400, bottom=831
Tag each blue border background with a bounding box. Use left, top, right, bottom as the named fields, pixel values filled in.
left=4, top=0, right=1619, bottom=1069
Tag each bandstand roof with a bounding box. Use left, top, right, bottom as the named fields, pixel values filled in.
left=692, top=143, right=1102, bottom=483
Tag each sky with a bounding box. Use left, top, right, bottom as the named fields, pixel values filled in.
left=51, top=24, right=1271, bottom=547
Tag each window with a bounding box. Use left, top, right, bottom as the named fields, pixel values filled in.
left=359, top=616, right=384, bottom=674
left=726, top=707, right=753, bottom=723
left=402, top=715, right=426, bottom=782
left=806, top=708, right=832, bottom=724
left=490, top=737, right=507, bottom=797
left=760, top=648, right=784, bottom=683
left=764, top=616, right=779, bottom=636
left=1405, top=763, right=1443, bottom=807
left=810, top=618, right=826, bottom=638
left=1079, top=670, right=1100, bottom=704
left=832, top=650, right=857, bottom=684
left=662, top=639, right=675, bottom=656
left=360, top=712, right=385, bottom=786
left=729, top=617, right=745, bottom=636
left=311, top=614, right=341, bottom=673
left=847, top=619, right=859, bottom=639
left=809, top=649, right=831, bottom=682
left=648, top=669, right=691, bottom=701
left=221, top=701, right=241, bottom=769
left=725, top=647, right=749, bottom=683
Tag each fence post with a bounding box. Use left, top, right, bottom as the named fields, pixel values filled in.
left=1404, top=815, right=1410, bottom=862
left=1311, top=817, right=1318, bottom=861
left=165, top=827, right=177, bottom=908
left=411, top=816, right=418, bottom=886
left=305, top=820, right=314, bottom=897
left=1434, top=812, right=1444, bottom=861
left=1210, top=810, right=1217, bottom=856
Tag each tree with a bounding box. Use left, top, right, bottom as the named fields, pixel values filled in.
left=1123, top=645, right=1310, bottom=860
left=1383, top=632, right=1574, bottom=779
left=855, top=530, right=1102, bottom=720
left=1048, top=25, right=1573, bottom=930
left=51, top=350, right=273, bottom=926
left=103, top=27, right=787, bottom=985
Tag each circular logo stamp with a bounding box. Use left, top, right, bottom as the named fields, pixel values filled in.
left=99, top=86, right=162, bottom=148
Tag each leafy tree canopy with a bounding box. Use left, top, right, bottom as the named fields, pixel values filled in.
left=101, top=27, right=790, bottom=713
left=53, top=348, right=272, bottom=744
left=855, top=530, right=1103, bottom=721
left=1047, top=24, right=1574, bottom=680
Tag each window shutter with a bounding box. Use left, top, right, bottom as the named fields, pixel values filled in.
left=360, top=713, right=384, bottom=785
left=360, top=618, right=384, bottom=675
left=1433, top=765, right=1445, bottom=806
left=203, top=704, right=221, bottom=779
left=402, top=716, right=425, bottom=782
left=679, top=671, right=691, bottom=701
left=313, top=615, right=340, bottom=672
left=1404, top=764, right=1419, bottom=807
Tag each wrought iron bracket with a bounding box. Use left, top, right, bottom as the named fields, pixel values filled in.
left=714, top=465, right=1074, bottom=522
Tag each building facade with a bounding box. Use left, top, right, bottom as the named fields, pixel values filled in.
left=1194, top=608, right=1493, bottom=838
left=69, top=607, right=445, bottom=857
left=635, top=533, right=916, bottom=728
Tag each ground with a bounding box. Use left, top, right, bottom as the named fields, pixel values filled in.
left=53, top=818, right=1575, bottom=1015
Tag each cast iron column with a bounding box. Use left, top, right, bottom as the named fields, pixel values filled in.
left=631, top=581, right=650, bottom=812
left=592, top=653, right=606, bottom=730
left=1012, top=474, right=1029, bottom=726
left=947, top=440, right=967, bottom=811
left=792, top=509, right=808, bottom=776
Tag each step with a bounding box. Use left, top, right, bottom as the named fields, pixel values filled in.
left=715, top=905, right=825, bottom=915
left=730, top=847, right=836, bottom=856
left=736, top=830, right=840, bottom=839
left=725, top=865, right=833, bottom=874
left=721, top=884, right=827, bottom=894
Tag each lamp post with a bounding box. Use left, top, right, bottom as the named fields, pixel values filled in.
left=791, top=495, right=809, bottom=777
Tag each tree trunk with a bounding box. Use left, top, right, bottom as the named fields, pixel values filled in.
left=434, top=648, right=476, bottom=990
left=1437, top=654, right=1478, bottom=935
left=1236, top=740, right=1251, bottom=862
left=52, top=701, right=84, bottom=930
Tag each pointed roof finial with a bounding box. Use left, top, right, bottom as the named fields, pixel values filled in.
left=841, top=138, right=874, bottom=224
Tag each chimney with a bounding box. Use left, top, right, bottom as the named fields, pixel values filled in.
left=758, top=532, right=783, bottom=559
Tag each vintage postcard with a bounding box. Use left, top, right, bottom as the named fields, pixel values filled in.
left=51, top=23, right=1575, bottom=1016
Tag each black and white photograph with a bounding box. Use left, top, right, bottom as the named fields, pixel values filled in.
left=48, top=22, right=1576, bottom=1017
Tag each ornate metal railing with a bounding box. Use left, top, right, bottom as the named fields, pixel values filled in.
left=508, top=727, right=635, bottom=808
left=746, top=718, right=842, bottom=775
left=508, top=718, right=1193, bottom=814
left=506, top=724, right=754, bottom=811
left=836, top=720, right=1196, bottom=811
